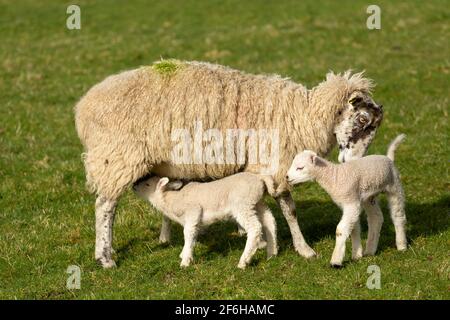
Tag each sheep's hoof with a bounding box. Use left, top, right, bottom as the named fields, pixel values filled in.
left=159, top=238, right=170, bottom=245
left=237, top=262, right=247, bottom=269
left=297, top=247, right=317, bottom=259
left=97, top=258, right=117, bottom=269
left=330, top=263, right=343, bottom=269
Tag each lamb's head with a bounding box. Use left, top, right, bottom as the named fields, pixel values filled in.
left=333, top=91, right=383, bottom=163
left=286, top=150, right=319, bottom=184
left=133, top=176, right=183, bottom=204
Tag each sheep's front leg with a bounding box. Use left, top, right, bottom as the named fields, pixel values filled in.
left=95, top=195, right=117, bottom=268
left=236, top=211, right=263, bottom=269
left=159, top=216, right=171, bottom=244
left=180, top=222, right=198, bottom=267
left=363, top=199, right=384, bottom=256
left=351, top=219, right=363, bottom=260
left=331, top=204, right=361, bottom=267
left=277, top=193, right=316, bottom=258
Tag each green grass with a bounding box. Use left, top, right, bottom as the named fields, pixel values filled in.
left=0, top=0, right=449, bottom=299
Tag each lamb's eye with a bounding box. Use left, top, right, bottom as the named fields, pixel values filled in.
left=297, top=167, right=304, bottom=171
left=146, top=183, right=150, bottom=186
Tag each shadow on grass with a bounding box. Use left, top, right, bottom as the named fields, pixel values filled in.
left=115, top=195, right=449, bottom=263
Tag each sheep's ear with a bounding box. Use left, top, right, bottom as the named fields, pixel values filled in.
left=156, top=177, right=170, bottom=191
left=166, top=180, right=183, bottom=190
left=312, top=155, right=325, bottom=167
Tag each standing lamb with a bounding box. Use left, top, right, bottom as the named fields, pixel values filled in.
left=75, top=59, right=383, bottom=268
left=133, top=173, right=278, bottom=268
left=286, top=134, right=407, bottom=267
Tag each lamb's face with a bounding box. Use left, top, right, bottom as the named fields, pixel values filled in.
left=133, top=176, right=161, bottom=202
left=334, top=91, right=383, bottom=163
left=286, top=151, right=316, bottom=185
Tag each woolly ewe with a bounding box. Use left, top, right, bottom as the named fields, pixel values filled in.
left=75, top=60, right=383, bottom=267
left=287, top=134, right=407, bottom=267
left=134, top=173, right=278, bottom=268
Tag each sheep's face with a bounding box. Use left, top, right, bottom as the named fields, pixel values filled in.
left=133, top=176, right=184, bottom=203
left=334, top=92, right=383, bottom=163
left=133, top=176, right=161, bottom=202
left=286, top=150, right=317, bottom=184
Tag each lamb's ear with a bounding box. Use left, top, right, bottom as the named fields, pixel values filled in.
left=156, top=177, right=170, bottom=191
left=166, top=180, right=183, bottom=191
left=312, top=155, right=325, bottom=167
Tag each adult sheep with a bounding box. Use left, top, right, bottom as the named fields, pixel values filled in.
left=75, top=60, right=383, bottom=268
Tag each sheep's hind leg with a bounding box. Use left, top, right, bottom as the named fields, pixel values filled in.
left=256, top=202, right=278, bottom=258
left=386, top=185, right=407, bottom=251
left=277, top=193, right=316, bottom=258
left=363, top=199, right=384, bottom=256
left=95, top=195, right=117, bottom=268
left=351, top=218, right=363, bottom=260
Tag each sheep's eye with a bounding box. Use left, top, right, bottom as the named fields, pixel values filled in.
left=146, top=183, right=150, bottom=186
left=296, top=167, right=304, bottom=171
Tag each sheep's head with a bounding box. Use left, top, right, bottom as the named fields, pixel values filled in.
left=133, top=176, right=183, bottom=203
left=286, top=150, right=319, bottom=184
left=333, top=91, right=383, bottom=163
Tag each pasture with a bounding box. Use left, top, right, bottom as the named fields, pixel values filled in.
left=0, top=0, right=448, bottom=299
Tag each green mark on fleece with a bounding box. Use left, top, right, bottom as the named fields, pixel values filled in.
left=151, top=59, right=185, bottom=76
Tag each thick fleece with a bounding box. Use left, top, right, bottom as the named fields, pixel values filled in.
left=75, top=59, right=382, bottom=267
left=287, top=134, right=407, bottom=266
left=134, top=173, right=278, bottom=268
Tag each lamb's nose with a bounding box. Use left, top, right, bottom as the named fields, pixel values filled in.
left=285, top=175, right=289, bottom=179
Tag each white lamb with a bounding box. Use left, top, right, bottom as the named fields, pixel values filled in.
left=133, top=173, right=278, bottom=269
left=286, top=134, right=407, bottom=267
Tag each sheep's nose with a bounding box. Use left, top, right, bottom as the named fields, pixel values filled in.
left=285, top=175, right=289, bottom=179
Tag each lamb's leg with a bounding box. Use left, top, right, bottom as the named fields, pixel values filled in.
left=330, top=204, right=361, bottom=267
left=159, top=216, right=171, bottom=244
left=180, top=222, right=198, bottom=267
left=386, top=185, right=407, bottom=251
left=257, top=202, right=278, bottom=258
left=363, top=199, right=384, bottom=255
left=235, top=211, right=263, bottom=269
left=95, top=195, right=117, bottom=268
left=276, top=193, right=316, bottom=258
left=351, top=218, right=363, bottom=260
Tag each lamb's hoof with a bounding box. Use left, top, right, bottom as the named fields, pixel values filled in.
left=330, top=263, right=343, bottom=269
left=297, top=246, right=317, bottom=259
left=352, top=252, right=363, bottom=260
left=237, top=262, right=247, bottom=269
left=180, top=257, right=193, bottom=267
left=159, top=238, right=170, bottom=245
left=97, top=258, right=117, bottom=269
left=397, top=244, right=407, bottom=251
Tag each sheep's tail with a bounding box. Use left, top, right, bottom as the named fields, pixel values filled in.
left=386, top=134, right=406, bottom=161
left=261, top=175, right=278, bottom=197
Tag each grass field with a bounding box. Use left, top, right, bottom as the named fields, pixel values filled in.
left=0, top=0, right=448, bottom=299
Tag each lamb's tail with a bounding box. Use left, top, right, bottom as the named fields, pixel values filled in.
left=387, top=134, right=406, bottom=161
left=261, top=175, right=278, bottom=197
